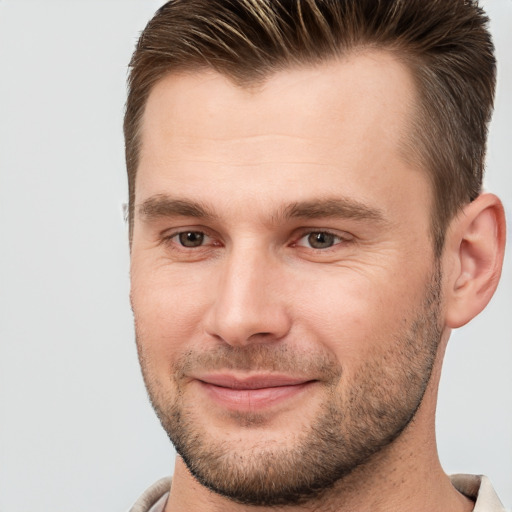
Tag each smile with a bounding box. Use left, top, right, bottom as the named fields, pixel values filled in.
left=195, top=374, right=317, bottom=411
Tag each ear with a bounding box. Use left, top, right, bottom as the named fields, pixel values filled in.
left=443, top=193, right=506, bottom=328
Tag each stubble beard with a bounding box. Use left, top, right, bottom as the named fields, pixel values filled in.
left=136, top=265, right=443, bottom=507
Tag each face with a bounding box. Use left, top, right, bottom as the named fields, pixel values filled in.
left=130, top=53, right=443, bottom=506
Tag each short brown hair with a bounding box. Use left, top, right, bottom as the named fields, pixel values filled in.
left=125, top=0, right=496, bottom=254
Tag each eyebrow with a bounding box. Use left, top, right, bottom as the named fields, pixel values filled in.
left=281, top=198, right=386, bottom=224
left=138, top=195, right=218, bottom=221
left=137, top=194, right=386, bottom=225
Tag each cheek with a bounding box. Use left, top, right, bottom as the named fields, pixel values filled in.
left=131, top=263, right=211, bottom=366
left=291, top=265, right=426, bottom=363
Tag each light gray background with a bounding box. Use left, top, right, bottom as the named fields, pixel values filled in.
left=0, top=1, right=510, bottom=511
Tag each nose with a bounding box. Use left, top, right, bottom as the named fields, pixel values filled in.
left=203, top=246, right=292, bottom=346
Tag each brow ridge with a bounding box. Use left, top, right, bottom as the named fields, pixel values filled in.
left=138, top=194, right=386, bottom=225
left=138, top=194, right=217, bottom=221
left=280, top=198, right=386, bottom=224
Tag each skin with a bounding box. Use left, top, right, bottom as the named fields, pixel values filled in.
left=130, top=51, right=505, bottom=512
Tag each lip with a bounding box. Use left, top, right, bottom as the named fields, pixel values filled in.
left=193, top=373, right=317, bottom=411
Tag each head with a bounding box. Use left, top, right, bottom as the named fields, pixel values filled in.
left=126, top=0, right=505, bottom=508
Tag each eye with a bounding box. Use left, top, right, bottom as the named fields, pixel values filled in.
left=160, top=228, right=221, bottom=260
left=173, top=231, right=208, bottom=247
left=296, top=231, right=349, bottom=249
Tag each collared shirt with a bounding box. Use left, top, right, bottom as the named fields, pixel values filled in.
left=129, top=474, right=506, bottom=512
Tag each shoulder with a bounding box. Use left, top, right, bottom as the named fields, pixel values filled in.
left=129, top=477, right=172, bottom=512
left=450, top=474, right=506, bottom=512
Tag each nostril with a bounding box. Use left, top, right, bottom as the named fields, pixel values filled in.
left=246, top=332, right=273, bottom=342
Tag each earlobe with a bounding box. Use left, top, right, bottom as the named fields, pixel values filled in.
left=444, top=193, right=506, bottom=328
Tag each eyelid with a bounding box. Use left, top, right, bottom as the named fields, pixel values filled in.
left=293, top=229, right=354, bottom=249
left=160, top=227, right=219, bottom=248
left=158, top=226, right=354, bottom=251
left=175, top=231, right=210, bottom=246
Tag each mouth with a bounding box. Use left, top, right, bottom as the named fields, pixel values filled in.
left=193, top=373, right=318, bottom=411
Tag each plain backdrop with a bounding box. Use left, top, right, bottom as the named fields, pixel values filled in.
left=0, top=1, right=510, bottom=511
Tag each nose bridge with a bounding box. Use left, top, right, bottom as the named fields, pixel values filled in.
left=205, top=240, right=290, bottom=345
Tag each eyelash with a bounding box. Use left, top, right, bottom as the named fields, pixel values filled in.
left=162, top=230, right=217, bottom=250
left=162, top=229, right=353, bottom=252
left=294, top=230, right=353, bottom=250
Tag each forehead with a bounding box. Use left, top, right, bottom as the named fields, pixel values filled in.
left=140, top=50, right=417, bottom=153
left=136, top=51, right=428, bottom=222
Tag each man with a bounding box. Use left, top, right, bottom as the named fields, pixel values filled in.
left=126, top=1, right=507, bottom=511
